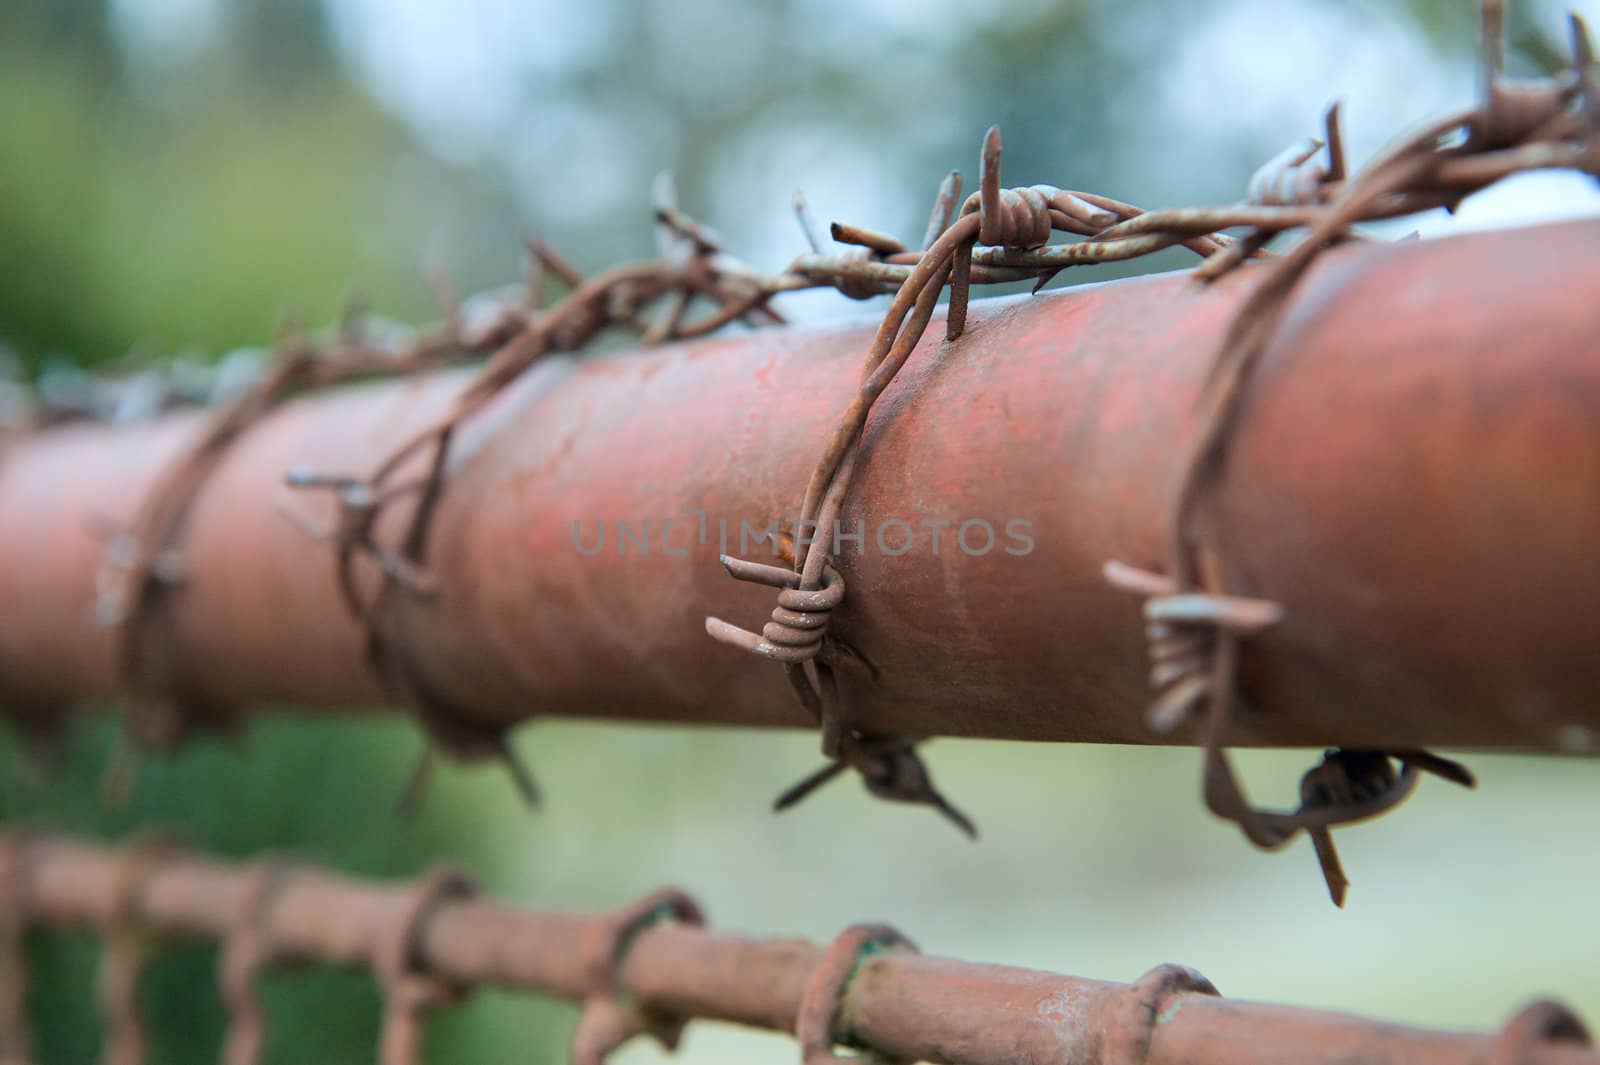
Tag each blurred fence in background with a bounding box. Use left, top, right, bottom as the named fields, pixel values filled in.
left=0, top=832, right=1594, bottom=1065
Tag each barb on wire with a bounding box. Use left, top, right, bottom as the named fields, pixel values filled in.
left=708, top=0, right=1592, bottom=876
left=278, top=470, right=438, bottom=611
left=1073, top=558, right=1481, bottom=908
left=85, top=290, right=490, bottom=803
left=706, top=125, right=1241, bottom=833
left=282, top=187, right=801, bottom=811
left=8, top=0, right=1591, bottom=888
left=11, top=240, right=571, bottom=806
left=302, top=130, right=1257, bottom=830
left=1101, top=0, right=1597, bottom=903
left=221, top=83, right=1271, bottom=830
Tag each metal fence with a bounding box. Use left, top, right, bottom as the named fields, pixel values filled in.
left=0, top=832, right=1593, bottom=1065
left=0, top=1, right=1597, bottom=1059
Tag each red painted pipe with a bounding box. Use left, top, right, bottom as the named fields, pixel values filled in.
left=1, top=219, right=1597, bottom=752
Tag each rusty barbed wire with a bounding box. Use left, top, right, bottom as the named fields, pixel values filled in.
left=695, top=0, right=1599, bottom=887
left=1, top=0, right=1592, bottom=897
left=278, top=104, right=1258, bottom=827
left=708, top=150, right=1243, bottom=818
left=1, top=349, right=270, bottom=787
left=279, top=191, right=809, bottom=807
left=705, top=128, right=1251, bottom=832
left=0, top=830, right=1591, bottom=1065
left=1100, top=0, right=1599, bottom=905
left=16, top=247, right=614, bottom=804
left=75, top=284, right=512, bottom=801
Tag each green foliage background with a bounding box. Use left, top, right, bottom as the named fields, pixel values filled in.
left=1, top=1, right=1597, bottom=1063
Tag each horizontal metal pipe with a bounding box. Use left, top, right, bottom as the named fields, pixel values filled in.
left=1, top=219, right=1598, bottom=750
left=10, top=833, right=1594, bottom=1065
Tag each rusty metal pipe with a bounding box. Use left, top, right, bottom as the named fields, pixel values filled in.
left=2, top=219, right=1599, bottom=751
left=10, top=834, right=1597, bottom=1065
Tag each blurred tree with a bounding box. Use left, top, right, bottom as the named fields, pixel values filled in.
left=222, top=0, right=342, bottom=91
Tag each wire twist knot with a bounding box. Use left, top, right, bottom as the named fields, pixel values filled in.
left=1104, top=562, right=1475, bottom=905
left=1104, top=964, right=1220, bottom=1065
left=374, top=866, right=480, bottom=1065
left=705, top=555, right=845, bottom=666
left=796, top=924, right=919, bottom=1065
left=571, top=889, right=705, bottom=1065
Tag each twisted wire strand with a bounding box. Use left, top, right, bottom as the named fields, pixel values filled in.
left=1104, top=2, right=1596, bottom=904
left=86, top=281, right=509, bottom=802
left=571, top=889, right=705, bottom=1065
left=796, top=924, right=919, bottom=1065
left=373, top=866, right=480, bottom=1065
left=707, top=124, right=1231, bottom=833
left=702, top=0, right=1595, bottom=859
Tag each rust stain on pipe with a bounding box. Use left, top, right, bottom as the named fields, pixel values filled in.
left=0, top=220, right=1598, bottom=751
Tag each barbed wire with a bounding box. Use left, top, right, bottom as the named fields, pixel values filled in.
left=0, top=830, right=1591, bottom=1065
left=85, top=307, right=489, bottom=803
left=1101, top=0, right=1597, bottom=905
left=703, top=0, right=1596, bottom=899
left=0, top=0, right=1593, bottom=901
